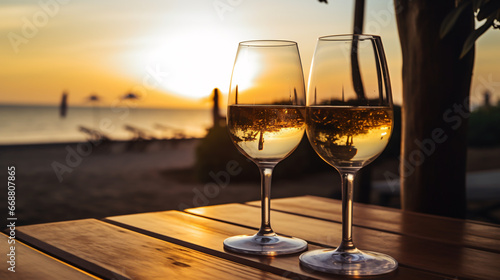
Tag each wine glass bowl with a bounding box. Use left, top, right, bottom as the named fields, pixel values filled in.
left=223, top=40, right=308, bottom=255
left=228, top=105, right=306, bottom=164
left=306, top=106, right=393, bottom=170
left=299, top=34, right=398, bottom=275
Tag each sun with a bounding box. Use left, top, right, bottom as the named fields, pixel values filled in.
left=130, top=27, right=241, bottom=100
left=230, top=47, right=263, bottom=94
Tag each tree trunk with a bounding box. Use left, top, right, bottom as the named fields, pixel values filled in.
left=351, top=0, right=372, bottom=204
left=394, top=0, right=474, bottom=218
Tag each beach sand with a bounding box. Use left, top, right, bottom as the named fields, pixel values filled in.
left=1, top=139, right=499, bottom=226
left=0, top=139, right=335, bottom=226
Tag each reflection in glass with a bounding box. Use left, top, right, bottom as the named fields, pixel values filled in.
left=223, top=40, right=308, bottom=255
left=299, top=34, right=398, bottom=275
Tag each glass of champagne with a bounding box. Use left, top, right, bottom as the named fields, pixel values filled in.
left=299, top=34, right=398, bottom=275
left=223, top=40, right=308, bottom=255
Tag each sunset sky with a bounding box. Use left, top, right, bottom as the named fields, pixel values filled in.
left=1, top=0, right=499, bottom=109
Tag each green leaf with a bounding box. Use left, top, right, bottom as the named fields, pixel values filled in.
left=477, top=0, right=500, bottom=20
left=460, top=16, right=495, bottom=58
left=440, top=0, right=472, bottom=38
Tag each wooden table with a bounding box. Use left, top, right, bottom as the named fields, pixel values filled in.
left=3, top=195, right=500, bottom=279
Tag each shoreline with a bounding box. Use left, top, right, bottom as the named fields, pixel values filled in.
left=0, top=137, right=203, bottom=149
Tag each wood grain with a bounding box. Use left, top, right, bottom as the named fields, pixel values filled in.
left=187, top=202, right=500, bottom=280
left=107, top=210, right=446, bottom=280
left=246, top=195, right=500, bottom=252
left=0, top=233, right=98, bottom=280
left=16, top=219, right=285, bottom=280
left=12, top=195, right=498, bottom=280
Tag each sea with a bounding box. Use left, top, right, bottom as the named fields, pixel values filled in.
left=0, top=105, right=215, bottom=145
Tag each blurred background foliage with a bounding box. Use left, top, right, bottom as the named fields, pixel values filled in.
left=468, top=103, right=500, bottom=147
left=194, top=102, right=500, bottom=183
left=194, top=105, right=403, bottom=183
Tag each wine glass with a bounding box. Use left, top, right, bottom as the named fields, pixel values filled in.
left=223, top=40, right=308, bottom=255
left=299, top=34, right=398, bottom=275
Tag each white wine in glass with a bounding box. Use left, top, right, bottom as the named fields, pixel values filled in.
left=306, top=106, right=393, bottom=167
left=223, top=40, right=308, bottom=255
left=299, top=34, right=398, bottom=275
left=228, top=105, right=306, bottom=160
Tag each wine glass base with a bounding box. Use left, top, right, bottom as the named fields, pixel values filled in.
left=299, top=248, right=398, bottom=275
left=223, top=234, right=307, bottom=256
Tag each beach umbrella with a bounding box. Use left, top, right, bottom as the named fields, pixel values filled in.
left=85, top=93, right=101, bottom=130
left=121, top=92, right=140, bottom=101
left=87, top=94, right=100, bottom=102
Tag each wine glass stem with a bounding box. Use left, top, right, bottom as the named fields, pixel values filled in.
left=338, top=171, right=358, bottom=252
left=257, top=164, right=276, bottom=236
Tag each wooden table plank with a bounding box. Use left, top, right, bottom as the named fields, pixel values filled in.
left=187, top=203, right=500, bottom=280
left=16, top=219, right=285, bottom=280
left=107, top=210, right=446, bottom=280
left=246, top=195, right=500, bottom=253
left=0, top=233, right=98, bottom=280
